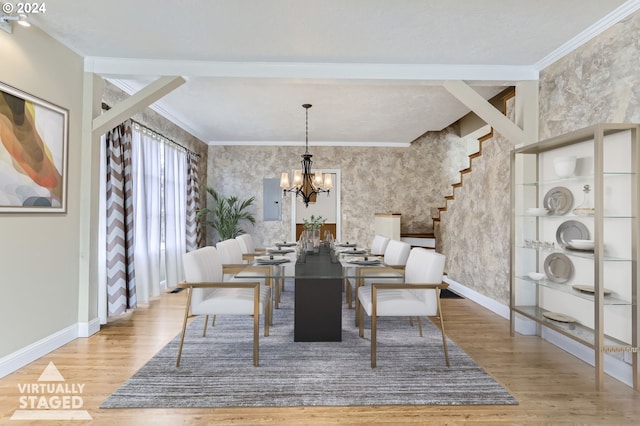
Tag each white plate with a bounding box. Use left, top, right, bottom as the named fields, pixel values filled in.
left=567, top=239, right=594, bottom=250
left=543, top=187, right=573, bottom=215
left=275, top=242, right=297, bottom=247
left=572, top=285, right=612, bottom=296
left=339, top=248, right=367, bottom=255
left=556, top=220, right=589, bottom=249
left=543, top=311, right=577, bottom=323
left=336, top=242, right=357, bottom=247
left=543, top=253, right=574, bottom=283
left=256, top=256, right=290, bottom=265
left=347, top=259, right=381, bottom=266
left=267, top=248, right=295, bottom=254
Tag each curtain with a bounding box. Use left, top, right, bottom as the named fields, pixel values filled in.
left=185, top=152, right=201, bottom=251
left=131, top=126, right=163, bottom=303
left=103, top=120, right=137, bottom=318
left=163, top=142, right=187, bottom=287
left=99, top=120, right=197, bottom=319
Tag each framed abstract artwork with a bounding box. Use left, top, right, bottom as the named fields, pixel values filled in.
left=0, top=82, right=68, bottom=212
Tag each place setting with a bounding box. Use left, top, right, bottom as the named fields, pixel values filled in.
left=274, top=241, right=298, bottom=248
left=266, top=246, right=296, bottom=255
left=255, top=255, right=291, bottom=265
left=336, top=246, right=369, bottom=255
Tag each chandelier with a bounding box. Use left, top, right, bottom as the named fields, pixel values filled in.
left=280, top=104, right=333, bottom=207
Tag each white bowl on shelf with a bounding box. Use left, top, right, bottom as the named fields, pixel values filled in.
left=527, top=272, right=546, bottom=281
left=553, top=156, right=577, bottom=178
left=526, top=207, right=549, bottom=216
left=567, top=239, right=594, bottom=250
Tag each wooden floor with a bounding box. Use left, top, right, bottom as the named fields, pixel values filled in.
left=1, top=289, right=638, bottom=425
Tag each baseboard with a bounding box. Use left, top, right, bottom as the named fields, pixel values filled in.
left=445, top=277, right=634, bottom=389
left=78, top=317, right=101, bottom=338
left=0, top=319, right=100, bottom=379
left=443, top=276, right=510, bottom=319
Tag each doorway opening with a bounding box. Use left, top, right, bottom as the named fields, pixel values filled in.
left=290, top=169, right=341, bottom=242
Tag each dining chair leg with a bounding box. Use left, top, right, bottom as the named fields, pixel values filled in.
left=275, top=277, right=282, bottom=309
left=354, top=285, right=361, bottom=327
left=417, top=316, right=423, bottom=337
left=203, top=315, right=209, bottom=337
left=371, top=314, right=377, bottom=368
left=346, top=281, right=352, bottom=308
left=371, top=289, right=377, bottom=368
left=409, top=317, right=414, bottom=327
left=267, top=278, right=274, bottom=326
left=176, top=287, right=193, bottom=367
left=358, top=303, right=364, bottom=338
left=265, top=286, right=272, bottom=336
left=253, top=286, right=260, bottom=367
left=436, top=296, right=450, bottom=367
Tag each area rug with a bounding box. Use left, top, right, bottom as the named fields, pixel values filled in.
left=101, top=289, right=516, bottom=408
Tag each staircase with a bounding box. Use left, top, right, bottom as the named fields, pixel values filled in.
left=432, top=129, right=494, bottom=224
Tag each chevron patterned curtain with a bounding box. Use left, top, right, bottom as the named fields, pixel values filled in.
left=104, top=120, right=137, bottom=316
left=185, top=152, right=201, bottom=251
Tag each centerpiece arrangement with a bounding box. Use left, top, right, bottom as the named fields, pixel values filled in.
left=302, top=215, right=326, bottom=253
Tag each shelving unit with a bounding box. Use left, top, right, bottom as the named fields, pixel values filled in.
left=510, top=123, right=639, bottom=391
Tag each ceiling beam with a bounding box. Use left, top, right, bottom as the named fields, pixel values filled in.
left=92, top=76, right=186, bottom=136
left=85, top=57, right=538, bottom=83
left=443, top=80, right=526, bottom=144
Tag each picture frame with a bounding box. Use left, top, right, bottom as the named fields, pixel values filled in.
left=0, top=81, right=68, bottom=213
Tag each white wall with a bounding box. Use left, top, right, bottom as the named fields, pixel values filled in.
left=0, top=25, right=85, bottom=359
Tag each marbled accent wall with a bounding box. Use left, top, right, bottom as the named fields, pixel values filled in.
left=206, top=126, right=468, bottom=246
left=539, top=11, right=640, bottom=139
left=436, top=128, right=513, bottom=305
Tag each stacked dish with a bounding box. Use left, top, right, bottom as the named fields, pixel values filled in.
left=566, top=239, right=594, bottom=251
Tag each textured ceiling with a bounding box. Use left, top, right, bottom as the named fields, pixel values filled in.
left=20, top=0, right=635, bottom=145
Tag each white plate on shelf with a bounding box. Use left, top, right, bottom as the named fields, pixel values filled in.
left=566, top=239, right=594, bottom=251
left=572, top=285, right=612, bottom=296
left=556, top=220, right=589, bottom=249
left=543, top=253, right=574, bottom=283
left=543, top=187, right=573, bottom=215
left=542, top=311, right=577, bottom=323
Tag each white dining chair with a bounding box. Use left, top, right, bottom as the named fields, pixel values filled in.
left=347, top=239, right=411, bottom=309
left=357, top=247, right=449, bottom=368
left=176, top=246, right=271, bottom=367
left=236, top=234, right=266, bottom=260
left=370, top=235, right=391, bottom=256
left=216, top=238, right=274, bottom=320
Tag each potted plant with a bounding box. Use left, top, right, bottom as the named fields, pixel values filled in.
left=302, top=215, right=326, bottom=252
left=196, top=185, right=256, bottom=243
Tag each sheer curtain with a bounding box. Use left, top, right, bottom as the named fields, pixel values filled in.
left=131, top=126, right=162, bottom=304
left=163, top=141, right=187, bottom=288
left=131, top=125, right=188, bottom=304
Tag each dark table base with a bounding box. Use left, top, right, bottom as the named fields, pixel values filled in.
left=294, top=247, right=343, bottom=342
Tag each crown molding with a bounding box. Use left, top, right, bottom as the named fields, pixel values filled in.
left=534, top=0, right=640, bottom=71
left=206, top=140, right=411, bottom=148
